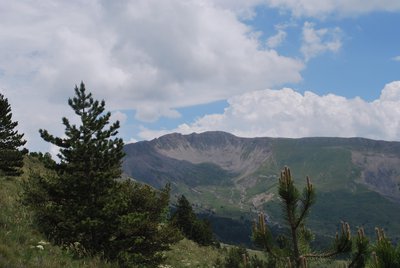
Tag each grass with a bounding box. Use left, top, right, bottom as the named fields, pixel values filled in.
left=163, top=239, right=349, bottom=268
left=0, top=173, right=116, bottom=267
left=163, top=239, right=223, bottom=267
left=271, top=140, right=358, bottom=190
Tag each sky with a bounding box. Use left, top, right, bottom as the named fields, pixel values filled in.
left=1, top=0, right=400, bottom=153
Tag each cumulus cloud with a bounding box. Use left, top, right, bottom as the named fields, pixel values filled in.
left=0, top=0, right=304, bottom=151
left=301, top=22, right=342, bottom=61
left=110, top=111, right=128, bottom=125
left=139, top=81, right=400, bottom=142
left=264, top=0, right=400, bottom=18
left=267, top=29, right=287, bottom=48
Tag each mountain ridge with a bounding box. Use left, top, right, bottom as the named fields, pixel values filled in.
left=123, top=131, right=400, bottom=244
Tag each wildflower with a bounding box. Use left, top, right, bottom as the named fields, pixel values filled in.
left=36, top=245, right=44, bottom=250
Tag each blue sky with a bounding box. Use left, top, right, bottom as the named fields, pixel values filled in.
left=123, top=3, right=400, bottom=143
left=0, top=1, right=400, bottom=153
left=295, top=12, right=400, bottom=100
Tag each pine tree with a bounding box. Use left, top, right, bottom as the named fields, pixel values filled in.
left=252, top=167, right=366, bottom=267
left=24, top=82, right=178, bottom=266
left=172, top=195, right=196, bottom=235
left=39, top=81, right=124, bottom=183
left=172, top=195, right=214, bottom=246
left=0, top=93, right=26, bottom=177
left=30, top=82, right=124, bottom=251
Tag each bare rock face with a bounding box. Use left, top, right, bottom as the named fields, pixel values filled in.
left=352, top=151, right=400, bottom=202
left=153, top=132, right=272, bottom=176
left=123, top=131, right=400, bottom=204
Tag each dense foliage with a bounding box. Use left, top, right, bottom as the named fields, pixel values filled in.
left=23, top=83, right=178, bottom=267
left=171, top=195, right=214, bottom=246
left=0, top=93, right=26, bottom=177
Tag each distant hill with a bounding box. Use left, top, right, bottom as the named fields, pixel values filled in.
left=123, top=131, right=400, bottom=245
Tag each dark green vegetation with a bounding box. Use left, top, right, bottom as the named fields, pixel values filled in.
left=123, top=132, right=400, bottom=246
left=0, top=93, right=26, bottom=177
left=23, top=84, right=178, bottom=267
left=171, top=195, right=214, bottom=246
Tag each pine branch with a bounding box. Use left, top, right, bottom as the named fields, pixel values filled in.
left=303, top=221, right=352, bottom=261
left=295, top=176, right=315, bottom=229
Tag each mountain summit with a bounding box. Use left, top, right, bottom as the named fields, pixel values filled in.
left=123, top=131, right=400, bottom=242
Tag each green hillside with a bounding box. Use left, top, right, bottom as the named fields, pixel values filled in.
left=123, top=132, right=400, bottom=246
left=261, top=139, right=400, bottom=243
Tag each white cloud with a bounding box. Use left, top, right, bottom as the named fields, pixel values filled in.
left=139, top=81, right=400, bottom=142
left=266, top=29, right=287, bottom=48
left=264, top=0, right=400, bottom=18
left=0, top=0, right=304, bottom=152
left=110, top=111, right=128, bottom=125
left=392, top=56, right=400, bottom=61
left=301, top=22, right=342, bottom=61
left=207, top=0, right=266, bottom=19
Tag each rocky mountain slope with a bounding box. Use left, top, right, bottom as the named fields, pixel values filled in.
left=123, top=131, right=400, bottom=243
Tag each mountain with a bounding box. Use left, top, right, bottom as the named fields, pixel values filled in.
left=123, top=131, right=400, bottom=245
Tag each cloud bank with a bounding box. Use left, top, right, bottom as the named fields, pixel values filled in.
left=139, top=81, right=400, bottom=142
left=0, top=0, right=304, bottom=151
left=1, top=0, right=399, bottom=151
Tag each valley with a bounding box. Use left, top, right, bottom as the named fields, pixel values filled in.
left=123, top=131, right=400, bottom=246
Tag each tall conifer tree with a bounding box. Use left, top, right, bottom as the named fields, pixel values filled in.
left=36, top=82, right=124, bottom=250
left=39, top=82, right=124, bottom=197
left=0, top=93, right=26, bottom=176
left=24, top=82, right=178, bottom=266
